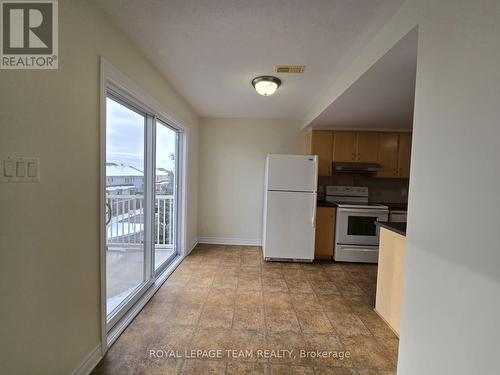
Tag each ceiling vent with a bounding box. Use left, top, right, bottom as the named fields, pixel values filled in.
left=274, top=65, right=305, bottom=74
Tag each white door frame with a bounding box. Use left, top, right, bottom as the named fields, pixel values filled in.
left=99, top=58, right=189, bottom=354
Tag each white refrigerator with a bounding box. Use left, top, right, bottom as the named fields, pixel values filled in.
left=262, top=154, right=318, bottom=262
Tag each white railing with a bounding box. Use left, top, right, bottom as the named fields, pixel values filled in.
left=105, top=194, right=174, bottom=248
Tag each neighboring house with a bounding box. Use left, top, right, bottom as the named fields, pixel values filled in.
left=155, top=167, right=172, bottom=194
left=105, top=162, right=144, bottom=195
left=106, top=162, right=173, bottom=195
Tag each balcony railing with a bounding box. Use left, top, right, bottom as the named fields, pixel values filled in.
left=105, top=194, right=174, bottom=248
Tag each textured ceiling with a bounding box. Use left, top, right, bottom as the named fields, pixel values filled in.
left=310, top=28, right=418, bottom=130
left=96, top=0, right=405, bottom=119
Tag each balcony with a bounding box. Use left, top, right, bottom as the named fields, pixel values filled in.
left=105, top=194, right=175, bottom=313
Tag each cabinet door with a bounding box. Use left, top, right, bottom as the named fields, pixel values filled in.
left=398, top=133, right=412, bottom=178
left=314, top=207, right=335, bottom=259
left=333, top=131, right=357, bottom=162
left=357, top=132, right=379, bottom=162
left=377, top=133, right=399, bottom=177
left=309, top=131, right=333, bottom=176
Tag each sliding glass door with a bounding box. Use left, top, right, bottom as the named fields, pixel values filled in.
left=104, top=93, right=180, bottom=330
left=154, top=121, right=178, bottom=271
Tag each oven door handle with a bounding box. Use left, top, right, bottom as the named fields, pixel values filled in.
left=338, top=208, right=388, bottom=215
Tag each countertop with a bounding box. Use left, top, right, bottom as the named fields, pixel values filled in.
left=316, top=200, right=338, bottom=208
left=316, top=201, right=408, bottom=210
left=376, top=221, right=407, bottom=236
left=373, top=202, right=408, bottom=210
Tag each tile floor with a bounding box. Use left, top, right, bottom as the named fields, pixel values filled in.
left=93, top=245, right=398, bottom=375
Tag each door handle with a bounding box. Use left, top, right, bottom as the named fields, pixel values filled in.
left=105, top=202, right=112, bottom=225
left=312, top=204, right=317, bottom=228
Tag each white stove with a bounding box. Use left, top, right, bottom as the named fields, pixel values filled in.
left=326, top=186, right=388, bottom=263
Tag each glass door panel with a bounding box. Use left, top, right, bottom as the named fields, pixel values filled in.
left=154, top=121, right=178, bottom=271
left=105, top=96, right=148, bottom=319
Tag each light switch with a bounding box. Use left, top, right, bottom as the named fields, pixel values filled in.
left=1, top=157, right=39, bottom=183
left=3, top=160, right=14, bottom=177
left=27, top=161, right=37, bottom=177
left=16, top=161, right=26, bottom=177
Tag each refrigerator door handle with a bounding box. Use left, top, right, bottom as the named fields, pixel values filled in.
left=312, top=202, right=317, bottom=228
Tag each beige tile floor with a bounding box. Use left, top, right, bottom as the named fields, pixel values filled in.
left=93, top=245, right=398, bottom=375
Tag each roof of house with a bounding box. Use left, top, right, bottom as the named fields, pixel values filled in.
left=106, top=162, right=172, bottom=177
left=106, top=162, right=143, bottom=177
left=106, top=185, right=136, bottom=192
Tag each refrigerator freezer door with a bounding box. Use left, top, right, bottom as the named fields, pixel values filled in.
left=267, top=154, right=318, bottom=192
left=263, top=191, right=316, bottom=261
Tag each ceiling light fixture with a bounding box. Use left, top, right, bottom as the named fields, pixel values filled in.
left=251, top=76, right=281, bottom=96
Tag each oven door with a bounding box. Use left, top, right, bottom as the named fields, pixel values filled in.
left=336, top=208, right=388, bottom=246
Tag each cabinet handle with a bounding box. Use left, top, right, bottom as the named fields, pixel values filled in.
left=352, top=152, right=355, bottom=161
left=328, top=165, right=331, bottom=175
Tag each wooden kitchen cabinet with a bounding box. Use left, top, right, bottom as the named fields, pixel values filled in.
left=356, top=132, right=379, bottom=162
left=377, top=133, right=399, bottom=177
left=314, top=207, right=335, bottom=259
left=307, top=130, right=333, bottom=176
left=308, top=130, right=412, bottom=178
left=333, top=131, right=357, bottom=162
left=375, top=227, right=406, bottom=336
left=397, top=133, right=412, bottom=178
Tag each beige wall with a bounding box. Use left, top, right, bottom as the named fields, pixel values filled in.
left=198, top=118, right=306, bottom=243
left=399, top=1, right=500, bottom=373
left=0, top=1, right=198, bottom=374
left=306, top=0, right=500, bottom=373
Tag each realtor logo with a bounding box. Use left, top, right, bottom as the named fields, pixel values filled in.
left=1, top=0, right=58, bottom=69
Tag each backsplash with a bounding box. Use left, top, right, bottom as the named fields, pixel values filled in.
left=318, top=174, right=409, bottom=203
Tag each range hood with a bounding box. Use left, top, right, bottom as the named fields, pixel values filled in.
left=333, top=162, right=382, bottom=173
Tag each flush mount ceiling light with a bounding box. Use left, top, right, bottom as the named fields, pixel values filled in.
left=251, top=76, right=281, bottom=96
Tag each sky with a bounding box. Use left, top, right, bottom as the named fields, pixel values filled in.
left=106, top=97, right=176, bottom=172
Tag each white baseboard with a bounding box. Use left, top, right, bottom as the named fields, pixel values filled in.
left=198, top=236, right=262, bottom=246
left=72, top=344, right=102, bottom=375
left=187, top=237, right=198, bottom=255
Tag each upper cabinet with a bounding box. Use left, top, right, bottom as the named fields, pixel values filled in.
left=356, top=132, right=379, bottom=162
left=397, top=133, right=412, bottom=178
left=333, top=131, right=357, bottom=162
left=377, top=132, right=412, bottom=178
left=377, top=133, right=399, bottom=177
left=332, top=131, right=379, bottom=163
left=307, top=130, right=333, bottom=176
left=307, top=129, right=412, bottom=178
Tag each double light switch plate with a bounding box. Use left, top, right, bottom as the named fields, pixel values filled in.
left=0, top=156, right=40, bottom=183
